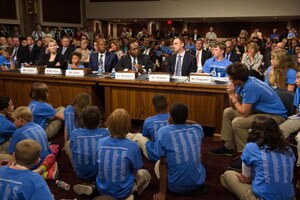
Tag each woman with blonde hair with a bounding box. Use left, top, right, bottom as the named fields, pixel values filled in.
left=264, top=49, right=296, bottom=91
left=241, top=42, right=263, bottom=76
left=75, top=39, right=90, bottom=62
left=109, top=40, right=123, bottom=59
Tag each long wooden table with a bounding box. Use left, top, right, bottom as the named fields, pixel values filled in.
left=0, top=71, right=228, bottom=134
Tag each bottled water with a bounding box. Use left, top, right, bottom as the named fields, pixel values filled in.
left=98, top=67, right=103, bottom=75
left=55, top=180, right=70, bottom=191
left=148, top=68, right=152, bottom=75
left=67, top=63, right=72, bottom=70
left=111, top=68, right=116, bottom=77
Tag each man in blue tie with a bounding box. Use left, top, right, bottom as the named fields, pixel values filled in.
left=167, top=37, right=197, bottom=76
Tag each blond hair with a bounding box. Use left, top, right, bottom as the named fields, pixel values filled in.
left=15, top=139, right=41, bottom=167
left=12, top=106, right=33, bottom=122
left=247, top=42, right=259, bottom=53
left=106, top=108, right=131, bottom=138
left=269, top=49, right=296, bottom=89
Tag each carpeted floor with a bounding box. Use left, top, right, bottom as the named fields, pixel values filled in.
left=47, top=125, right=299, bottom=200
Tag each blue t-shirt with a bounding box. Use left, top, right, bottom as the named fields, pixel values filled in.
left=0, top=55, right=15, bottom=69
left=241, top=142, right=295, bottom=200
left=0, top=114, right=16, bottom=144
left=154, top=124, right=206, bottom=193
left=160, top=46, right=172, bottom=55
left=70, top=128, right=109, bottom=180
left=264, top=66, right=296, bottom=88
left=64, top=105, right=77, bottom=139
left=294, top=88, right=300, bottom=112
left=8, top=122, right=51, bottom=166
left=96, top=137, right=143, bottom=200
left=142, top=113, right=169, bottom=161
left=28, top=100, right=56, bottom=129
left=236, top=77, right=287, bottom=118
left=202, top=57, right=232, bottom=77
left=0, top=166, right=53, bottom=200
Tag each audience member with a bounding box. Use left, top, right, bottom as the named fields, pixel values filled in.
left=209, top=63, right=287, bottom=170
left=221, top=116, right=295, bottom=200
left=190, top=38, right=212, bottom=72
left=39, top=39, right=65, bottom=69
left=224, top=40, right=241, bottom=63
left=264, top=49, right=296, bottom=91
left=153, top=103, right=206, bottom=199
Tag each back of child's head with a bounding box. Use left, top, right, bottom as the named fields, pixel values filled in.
left=29, top=82, right=49, bottom=102
left=0, top=96, right=10, bottom=111
left=106, top=108, right=131, bottom=139
left=15, top=139, right=41, bottom=167
left=249, top=116, right=289, bottom=154
left=81, top=106, right=101, bottom=130
left=170, top=103, right=188, bottom=124
left=152, top=95, right=168, bottom=113
left=12, top=106, right=33, bottom=122
left=72, top=93, right=92, bottom=114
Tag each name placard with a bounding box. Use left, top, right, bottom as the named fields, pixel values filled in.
left=65, top=70, right=85, bottom=77
left=44, top=68, right=62, bottom=75
left=149, top=73, right=170, bottom=82
left=115, top=72, right=136, bottom=80
left=20, top=67, right=38, bottom=74
left=190, top=74, right=212, bottom=84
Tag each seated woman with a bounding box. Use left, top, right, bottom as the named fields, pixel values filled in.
left=264, top=49, right=296, bottom=92
left=75, top=39, right=90, bottom=63
left=69, top=52, right=85, bottom=69
left=39, top=39, right=65, bottom=69
left=109, top=40, right=123, bottom=59
left=241, top=42, right=263, bottom=77
left=221, top=116, right=295, bottom=200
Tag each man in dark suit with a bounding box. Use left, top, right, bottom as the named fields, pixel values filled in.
left=190, top=38, right=212, bottom=71
left=54, top=26, right=66, bottom=43
left=224, top=40, right=241, bottom=63
left=115, top=41, right=152, bottom=73
left=58, top=36, right=75, bottom=64
left=24, top=36, right=39, bottom=65
left=167, top=37, right=197, bottom=76
left=11, top=36, right=26, bottom=67
left=192, top=29, right=201, bottom=41
left=88, top=38, right=118, bottom=72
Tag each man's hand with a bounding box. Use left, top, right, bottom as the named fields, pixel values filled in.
left=153, top=192, right=166, bottom=200
left=227, top=83, right=236, bottom=96
left=236, top=173, right=251, bottom=184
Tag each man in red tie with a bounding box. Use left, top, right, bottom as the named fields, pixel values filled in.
left=189, top=39, right=212, bottom=72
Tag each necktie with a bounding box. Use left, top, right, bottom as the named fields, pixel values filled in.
left=99, top=54, right=104, bottom=71
left=196, top=52, right=200, bottom=66
left=29, top=46, right=32, bottom=53
left=62, top=47, right=66, bottom=55
left=133, top=58, right=137, bottom=71
left=226, top=54, right=229, bottom=60
left=12, top=47, right=18, bottom=60
left=175, top=55, right=182, bottom=76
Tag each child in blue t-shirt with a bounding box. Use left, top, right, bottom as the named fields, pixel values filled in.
left=8, top=106, right=58, bottom=180
left=153, top=103, right=206, bottom=199
left=0, top=47, right=15, bottom=70
left=69, top=106, right=109, bottom=181
left=95, top=109, right=151, bottom=199
left=134, top=95, right=169, bottom=161
left=221, top=116, right=295, bottom=200
left=0, top=96, right=16, bottom=153
left=28, top=82, right=64, bottom=139
left=64, top=93, right=92, bottom=141
left=69, top=51, right=85, bottom=69
left=0, top=139, right=53, bottom=199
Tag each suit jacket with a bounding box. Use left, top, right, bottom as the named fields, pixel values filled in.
left=167, top=53, right=197, bottom=76
left=140, top=48, right=157, bottom=63
left=39, top=53, right=65, bottom=69
left=88, top=51, right=118, bottom=72
left=190, top=49, right=212, bottom=66
left=58, top=45, right=75, bottom=62
left=24, top=44, right=40, bottom=64
left=54, top=30, right=66, bottom=42
left=225, top=51, right=241, bottom=63
left=192, top=34, right=201, bottom=40
left=115, top=54, right=152, bottom=72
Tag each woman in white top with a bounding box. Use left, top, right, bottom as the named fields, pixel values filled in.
left=75, top=40, right=90, bottom=63
left=241, top=42, right=263, bottom=74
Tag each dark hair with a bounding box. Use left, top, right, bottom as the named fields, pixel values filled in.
left=152, top=95, right=168, bottom=113
left=0, top=96, right=10, bottom=111
left=248, top=116, right=292, bottom=155
left=26, top=36, right=34, bottom=41
left=81, top=106, right=101, bottom=130
left=170, top=103, right=188, bottom=124
left=3, top=47, right=13, bottom=55
left=71, top=93, right=92, bottom=128
left=226, top=62, right=249, bottom=82
left=71, top=51, right=82, bottom=59
left=127, top=41, right=137, bottom=51
left=174, top=36, right=185, bottom=45
left=29, top=82, right=49, bottom=102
